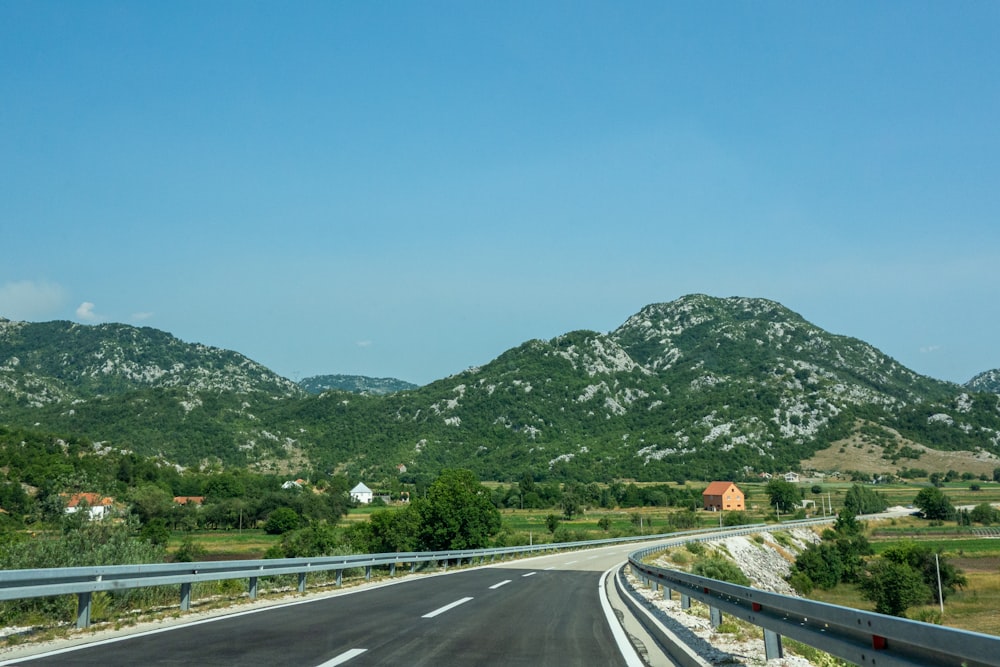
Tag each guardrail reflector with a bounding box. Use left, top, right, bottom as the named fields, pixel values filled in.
left=872, top=635, right=887, bottom=650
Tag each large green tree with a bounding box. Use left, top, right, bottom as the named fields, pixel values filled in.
left=765, top=479, right=801, bottom=513
left=843, top=484, right=888, bottom=515
left=859, top=558, right=932, bottom=616
left=415, top=469, right=502, bottom=550
left=913, top=486, right=955, bottom=521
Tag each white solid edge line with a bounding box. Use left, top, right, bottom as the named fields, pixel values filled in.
left=489, top=579, right=512, bottom=589
left=317, top=648, right=368, bottom=666
left=599, top=564, right=644, bottom=667
left=422, top=596, right=474, bottom=618
left=521, top=571, right=537, bottom=577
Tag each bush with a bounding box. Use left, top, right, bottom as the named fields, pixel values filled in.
left=264, top=507, right=301, bottom=535
left=793, top=543, right=843, bottom=589
left=788, top=571, right=814, bottom=595
left=692, top=556, right=750, bottom=586
left=173, top=536, right=208, bottom=563
left=0, top=518, right=167, bottom=626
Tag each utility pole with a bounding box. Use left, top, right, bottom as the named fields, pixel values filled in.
left=935, top=553, right=945, bottom=615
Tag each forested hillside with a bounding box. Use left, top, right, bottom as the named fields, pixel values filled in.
left=2, top=296, right=999, bottom=483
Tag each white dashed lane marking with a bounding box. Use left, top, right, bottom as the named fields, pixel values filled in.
left=422, top=597, right=474, bottom=618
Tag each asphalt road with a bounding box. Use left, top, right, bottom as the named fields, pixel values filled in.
left=3, top=544, right=651, bottom=666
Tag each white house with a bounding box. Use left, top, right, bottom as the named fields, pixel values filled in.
left=783, top=472, right=800, bottom=483
left=350, top=482, right=373, bottom=504
left=63, top=493, right=115, bottom=520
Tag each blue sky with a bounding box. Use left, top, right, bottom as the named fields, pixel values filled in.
left=2, top=2, right=997, bottom=386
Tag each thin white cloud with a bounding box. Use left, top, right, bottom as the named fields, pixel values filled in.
left=131, top=312, right=154, bottom=322
left=920, top=345, right=942, bottom=354
left=357, top=340, right=373, bottom=348
left=76, top=302, right=102, bottom=322
left=0, top=280, right=67, bottom=320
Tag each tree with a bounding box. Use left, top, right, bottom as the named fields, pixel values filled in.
left=859, top=558, right=931, bottom=616
left=348, top=506, right=421, bottom=553
left=970, top=502, right=1000, bottom=525
left=881, top=542, right=966, bottom=603
left=545, top=514, right=560, bottom=534
left=415, top=469, right=501, bottom=550
left=793, top=543, right=843, bottom=589
left=597, top=516, right=612, bottom=532
left=766, top=479, right=801, bottom=513
left=264, top=507, right=301, bottom=535
left=913, top=486, right=955, bottom=521
left=843, top=484, right=888, bottom=515
left=129, top=484, right=174, bottom=525
left=561, top=494, right=580, bottom=520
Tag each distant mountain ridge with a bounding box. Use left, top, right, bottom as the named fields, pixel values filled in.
left=0, top=318, right=301, bottom=402
left=1, top=297, right=998, bottom=481
left=966, top=369, right=1000, bottom=394
left=298, top=374, right=418, bottom=395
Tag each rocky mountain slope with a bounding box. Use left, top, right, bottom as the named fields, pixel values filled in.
left=967, top=369, right=1000, bottom=394
left=2, top=296, right=998, bottom=481
left=298, top=374, right=418, bottom=395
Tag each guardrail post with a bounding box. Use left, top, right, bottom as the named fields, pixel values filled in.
left=180, top=582, right=192, bottom=610
left=443, top=559, right=448, bottom=571
left=298, top=573, right=307, bottom=594
left=76, top=592, right=91, bottom=629
left=710, top=606, right=722, bottom=628
left=336, top=569, right=343, bottom=587
left=249, top=577, right=258, bottom=600
left=365, top=566, right=372, bottom=581
left=763, top=629, right=783, bottom=660
left=390, top=562, right=396, bottom=576
left=680, top=594, right=691, bottom=610
left=410, top=562, right=417, bottom=573
left=663, top=586, right=672, bottom=601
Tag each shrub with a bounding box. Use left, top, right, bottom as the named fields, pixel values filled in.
left=788, top=571, right=814, bottom=595
left=264, top=507, right=301, bottom=535
left=692, top=556, right=750, bottom=586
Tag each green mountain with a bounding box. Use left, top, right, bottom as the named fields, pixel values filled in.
left=298, top=374, right=418, bottom=395
left=966, top=370, right=1000, bottom=394
left=2, top=296, right=998, bottom=482
left=0, top=317, right=304, bottom=467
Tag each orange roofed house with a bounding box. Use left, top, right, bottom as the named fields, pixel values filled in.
left=702, top=481, right=744, bottom=512
left=62, top=492, right=116, bottom=520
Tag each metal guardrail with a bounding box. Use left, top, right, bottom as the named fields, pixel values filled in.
left=0, top=526, right=735, bottom=629
left=627, top=517, right=1000, bottom=667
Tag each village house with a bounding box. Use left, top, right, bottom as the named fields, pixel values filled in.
left=783, top=472, right=801, bottom=483
left=62, top=492, right=115, bottom=520
left=350, top=482, right=373, bottom=504
left=173, top=496, right=205, bottom=506
left=702, top=481, right=745, bottom=512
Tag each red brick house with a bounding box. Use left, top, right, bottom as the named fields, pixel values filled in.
left=702, top=481, right=745, bottom=511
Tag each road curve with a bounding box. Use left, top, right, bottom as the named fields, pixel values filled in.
left=2, top=542, right=664, bottom=666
